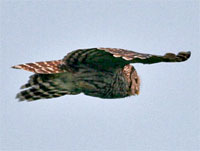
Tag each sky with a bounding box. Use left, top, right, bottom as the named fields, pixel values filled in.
left=0, top=0, right=199, bottom=151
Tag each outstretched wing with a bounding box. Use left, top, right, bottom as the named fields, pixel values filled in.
left=16, top=73, right=80, bottom=101
left=99, top=48, right=191, bottom=64
left=12, top=60, right=66, bottom=74
left=62, top=48, right=191, bottom=71
left=12, top=48, right=191, bottom=73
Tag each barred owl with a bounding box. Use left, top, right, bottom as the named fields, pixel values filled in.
left=12, top=48, right=191, bottom=101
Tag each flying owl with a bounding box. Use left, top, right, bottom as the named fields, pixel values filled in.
left=12, top=48, right=191, bottom=101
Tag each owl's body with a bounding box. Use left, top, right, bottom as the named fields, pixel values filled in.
left=12, top=48, right=190, bottom=101
left=73, top=64, right=139, bottom=98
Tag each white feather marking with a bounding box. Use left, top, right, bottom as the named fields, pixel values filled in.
left=46, top=67, right=55, bottom=71
left=122, top=56, right=132, bottom=61
left=13, top=65, right=22, bottom=69
left=113, top=54, right=121, bottom=57
left=43, top=61, right=50, bottom=66
left=24, top=64, right=35, bottom=69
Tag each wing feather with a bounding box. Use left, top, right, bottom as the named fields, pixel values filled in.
left=99, top=48, right=191, bottom=64
left=62, top=48, right=191, bottom=71
left=12, top=60, right=66, bottom=74
left=13, top=48, right=191, bottom=74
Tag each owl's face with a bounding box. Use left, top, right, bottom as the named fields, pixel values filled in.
left=123, top=65, right=140, bottom=96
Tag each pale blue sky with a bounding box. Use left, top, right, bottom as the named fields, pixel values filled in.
left=0, top=1, right=199, bottom=151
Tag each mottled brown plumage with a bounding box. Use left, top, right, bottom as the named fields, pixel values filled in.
left=12, top=48, right=191, bottom=101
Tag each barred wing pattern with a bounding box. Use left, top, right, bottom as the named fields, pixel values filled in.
left=15, top=73, right=80, bottom=101
left=99, top=48, right=191, bottom=63
left=61, top=48, right=190, bottom=72
left=12, top=48, right=191, bottom=74
left=12, top=60, right=65, bottom=74
left=12, top=47, right=191, bottom=101
left=63, top=48, right=190, bottom=66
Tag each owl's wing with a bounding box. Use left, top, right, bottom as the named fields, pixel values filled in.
left=62, top=48, right=191, bottom=71
left=12, top=60, right=66, bottom=74
left=99, top=48, right=191, bottom=64
left=13, top=48, right=191, bottom=73
left=16, top=73, right=80, bottom=101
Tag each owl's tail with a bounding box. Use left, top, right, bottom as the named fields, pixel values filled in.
left=16, top=74, right=78, bottom=101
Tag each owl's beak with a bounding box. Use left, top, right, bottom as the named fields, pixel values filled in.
left=135, top=90, right=140, bottom=95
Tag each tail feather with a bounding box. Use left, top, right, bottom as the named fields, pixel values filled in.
left=12, top=60, right=65, bottom=74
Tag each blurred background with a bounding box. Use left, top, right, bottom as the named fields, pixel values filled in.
left=0, top=0, right=199, bottom=151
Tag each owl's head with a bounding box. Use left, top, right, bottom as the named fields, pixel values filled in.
left=123, top=65, right=140, bottom=96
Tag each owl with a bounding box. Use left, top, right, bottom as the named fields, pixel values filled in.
left=12, top=48, right=191, bottom=101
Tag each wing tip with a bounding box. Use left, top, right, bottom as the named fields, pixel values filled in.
left=164, top=51, right=191, bottom=62
left=16, top=93, right=25, bottom=102
left=177, top=51, right=191, bottom=62
left=11, top=65, right=22, bottom=69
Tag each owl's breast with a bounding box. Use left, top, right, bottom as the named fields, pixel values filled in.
left=75, top=67, right=132, bottom=99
